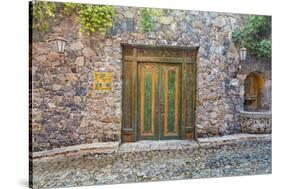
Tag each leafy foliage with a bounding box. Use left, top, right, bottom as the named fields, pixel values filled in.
left=140, top=8, right=154, bottom=32
left=254, top=39, right=271, bottom=58
left=140, top=8, right=163, bottom=32
left=31, top=1, right=56, bottom=32
left=31, top=1, right=115, bottom=35
left=78, top=5, right=115, bottom=34
left=63, top=2, right=77, bottom=16
left=232, top=15, right=271, bottom=58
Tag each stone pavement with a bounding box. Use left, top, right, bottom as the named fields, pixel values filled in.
left=31, top=134, right=271, bottom=189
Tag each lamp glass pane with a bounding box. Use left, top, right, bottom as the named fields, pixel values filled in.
left=57, top=40, right=63, bottom=53
left=56, top=40, right=60, bottom=53
left=240, top=49, right=247, bottom=61
left=61, top=41, right=66, bottom=52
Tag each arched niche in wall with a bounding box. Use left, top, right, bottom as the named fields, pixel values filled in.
left=244, top=72, right=265, bottom=111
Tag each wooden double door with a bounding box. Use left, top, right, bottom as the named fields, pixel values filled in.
left=138, top=63, right=182, bottom=140
left=122, top=45, right=197, bottom=142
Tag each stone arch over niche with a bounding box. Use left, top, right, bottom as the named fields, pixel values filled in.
left=243, top=72, right=265, bottom=111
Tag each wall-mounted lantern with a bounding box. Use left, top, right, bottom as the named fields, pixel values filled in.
left=239, top=47, right=247, bottom=62
left=48, top=35, right=68, bottom=54
left=48, top=35, right=68, bottom=64
left=52, top=36, right=68, bottom=53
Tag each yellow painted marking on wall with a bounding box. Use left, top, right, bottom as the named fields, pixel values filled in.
left=93, top=72, right=112, bottom=90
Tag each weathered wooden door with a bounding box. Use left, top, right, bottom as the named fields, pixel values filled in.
left=159, top=64, right=182, bottom=139
left=137, top=63, right=181, bottom=140
left=137, top=63, right=159, bottom=140
left=122, top=45, right=197, bottom=142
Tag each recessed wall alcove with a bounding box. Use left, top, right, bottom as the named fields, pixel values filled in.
left=243, top=72, right=265, bottom=111
left=239, top=69, right=271, bottom=134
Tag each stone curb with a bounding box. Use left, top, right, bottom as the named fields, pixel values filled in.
left=32, top=142, right=119, bottom=160
left=31, top=134, right=271, bottom=160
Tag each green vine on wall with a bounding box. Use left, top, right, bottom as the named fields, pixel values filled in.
left=32, top=1, right=115, bottom=35
left=232, top=15, right=271, bottom=58
left=140, top=8, right=154, bottom=32
left=78, top=5, right=115, bottom=34
left=31, top=1, right=55, bottom=32
left=63, top=2, right=77, bottom=16
left=140, top=8, right=163, bottom=33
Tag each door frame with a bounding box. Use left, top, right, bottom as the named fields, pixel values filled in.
left=121, top=44, right=198, bottom=142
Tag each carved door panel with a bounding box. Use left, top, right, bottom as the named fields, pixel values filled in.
left=159, top=64, right=181, bottom=139
left=138, top=63, right=159, bottom=140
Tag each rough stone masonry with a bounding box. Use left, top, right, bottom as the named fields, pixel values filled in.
left=30, top=3, right=272, bottom=189
left=31, top=3, right=271, bottom=152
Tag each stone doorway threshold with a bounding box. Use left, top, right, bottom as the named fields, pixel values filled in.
left=119, top=134, right=270, bottom=153
left=32, top=134, right=271, bottom=160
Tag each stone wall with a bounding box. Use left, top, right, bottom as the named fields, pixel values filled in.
left=31, top=3, right=271, bottom=151
left=240, top=111, right=271, bottom=134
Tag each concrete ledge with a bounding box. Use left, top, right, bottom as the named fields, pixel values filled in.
left=239, top=110, right=272, bottom=118
left=197, top=133, right=271, bottom=143
left=32, top=142, right=119, bottom=159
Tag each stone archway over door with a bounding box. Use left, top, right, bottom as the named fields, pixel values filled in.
left=121, top=44, right=197, bottom=142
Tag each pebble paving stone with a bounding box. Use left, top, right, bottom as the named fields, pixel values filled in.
left=32, top=134, right=271, bottom=189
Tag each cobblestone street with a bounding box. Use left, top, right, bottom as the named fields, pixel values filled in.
left=32, top=134, right=271, bottom=189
